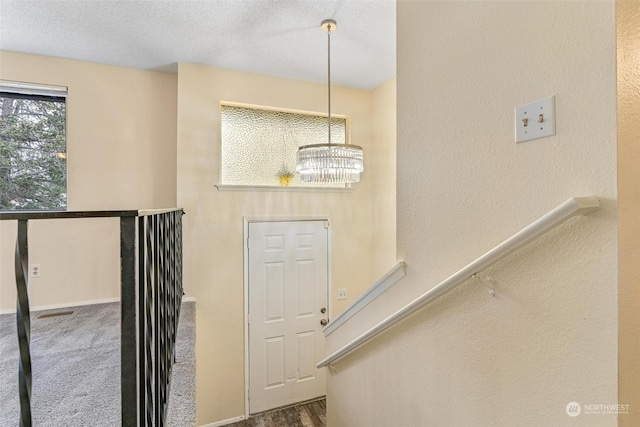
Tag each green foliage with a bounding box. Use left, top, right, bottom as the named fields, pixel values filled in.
left=0, top=95, right=66, bottom=210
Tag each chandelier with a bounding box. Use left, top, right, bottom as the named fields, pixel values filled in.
left=296, top=19, right=364, bottom=184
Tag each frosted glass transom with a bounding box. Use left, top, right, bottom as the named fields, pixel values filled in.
left=221, top=105, right=347, bottom=187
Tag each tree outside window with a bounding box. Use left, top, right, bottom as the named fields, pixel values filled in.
left=0, top=93, right=66, bottom=210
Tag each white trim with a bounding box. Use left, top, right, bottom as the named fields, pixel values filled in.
left=243, top=217, right=331, bottom=418
left=0, top=80, right=68, bottom=97
left=198, top=415, right=245, bottom=427
left=317, top=197, right=601, bottom=368
left=0, top=297, right=120, bottom=315
left=216, top=184, right=354, bottom=193
left=244, top=216, right=332, bottom=223
left=221, top=100, right=349, bottom=120
left=0, top=296, right=195, bottom=315
left=243, top=218, right=250, bottom=419
left=323, top=261, right=406, bottom=336
left=326, top=221, right=333, bottom=322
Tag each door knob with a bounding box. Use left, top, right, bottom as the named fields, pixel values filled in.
left=320, top=319, right=328, bottom=326
left=320, top=307, right=327, bottom=314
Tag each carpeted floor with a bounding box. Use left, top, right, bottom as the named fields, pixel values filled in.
left=0, top=301, right=195, bottom=427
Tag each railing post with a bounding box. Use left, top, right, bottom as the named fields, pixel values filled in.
left=138, top=216, right=147, bottom=427
left=15, top=219, right=32, bottom=427
left=121, top=216, right=137, bottom=427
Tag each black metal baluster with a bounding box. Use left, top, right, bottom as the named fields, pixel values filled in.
left=154, top=214, right=163, bottom=427
left=15, top=219, right=32, bottom=427
left=172, top=213, right=178, bottom=332
left=145, top=215, right=155, bottom=426
left=138, top=216, right=146, bottom=427
left=120, top=216, right=137, bottom=427
left=168, top=212, right=176, bottom=362
left=161, top=212, right=169, bottom=425
left=139, top=216, right=161, bottom=427
left=175, top=213, right=180, bottom=353
left=177, top=212, right=183, bottom=302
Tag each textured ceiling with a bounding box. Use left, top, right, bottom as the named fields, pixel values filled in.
left=0, top=0, right=396, bottom=90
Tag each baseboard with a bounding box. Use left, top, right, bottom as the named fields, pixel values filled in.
left=0, top=297, right=121, bottom=315
left=199, top=415, right=245, bottom=427
left=1, top=295, right=196, bottom=315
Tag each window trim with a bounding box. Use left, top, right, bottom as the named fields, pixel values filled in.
left=0, top=80, right=68, bottom=99
left=0, top=81, right=68, bottom=210
left=215, top=184, right=354, bottom=193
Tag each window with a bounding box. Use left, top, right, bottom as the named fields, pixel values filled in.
left=0, top=82, right=67, bottom=210
left=220, top=104, right=347, bottom=187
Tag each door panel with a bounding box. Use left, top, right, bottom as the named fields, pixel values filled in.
left=264, top=262, right=285, bottom=321
left=265, top=336, right=285, bottom=388
left=248, top=221, right=328, bottom=414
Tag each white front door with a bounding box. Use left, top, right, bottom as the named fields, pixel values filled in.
left=247, top=220, right=328, bottom=414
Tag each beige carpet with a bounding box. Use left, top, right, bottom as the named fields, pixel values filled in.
left=0, top=301, right=195, bottom=426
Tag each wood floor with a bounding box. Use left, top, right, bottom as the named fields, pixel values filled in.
left=227, top=398, right=326, bottom=427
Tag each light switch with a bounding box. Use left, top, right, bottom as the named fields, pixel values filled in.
left=515, top=96, right=555, bottom=143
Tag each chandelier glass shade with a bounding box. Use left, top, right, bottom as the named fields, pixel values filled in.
left=296, top=19, right=364, bottom=184
left=296, top=143, right=364, bottom=183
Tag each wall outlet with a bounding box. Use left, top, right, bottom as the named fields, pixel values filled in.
left=337, top=288, right=348, bottom=300
left=30, top=264, right=41, bottom=278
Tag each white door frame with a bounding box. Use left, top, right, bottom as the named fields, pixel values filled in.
left=243, top=216, right=332, bottom=418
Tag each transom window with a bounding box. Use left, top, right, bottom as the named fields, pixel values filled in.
left=220, top=104, right=348, bottom=187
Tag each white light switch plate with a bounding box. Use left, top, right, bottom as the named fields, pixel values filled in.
left=337, top=288, right=348, bottom=300
left=515, top=96, right=555, bottom=143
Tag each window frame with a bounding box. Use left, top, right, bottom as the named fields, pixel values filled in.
left=0, top=81, right=68, bottom=210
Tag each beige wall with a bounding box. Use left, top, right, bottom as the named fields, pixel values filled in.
left=0, top=51, right=397, bottom=425
left=370, top=78, right=397, bottom=280
left=176, top=64, right=396, bottom=425
left=328, top=2, right=618, bottom=426
left=617, top=0, right=640, bottom=425
left=0, top=51, right=177, bottom=311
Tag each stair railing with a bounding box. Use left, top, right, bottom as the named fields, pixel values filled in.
left=317, top=197, right=600, bottom=368
left=0, top=208, right=184, bottom=427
